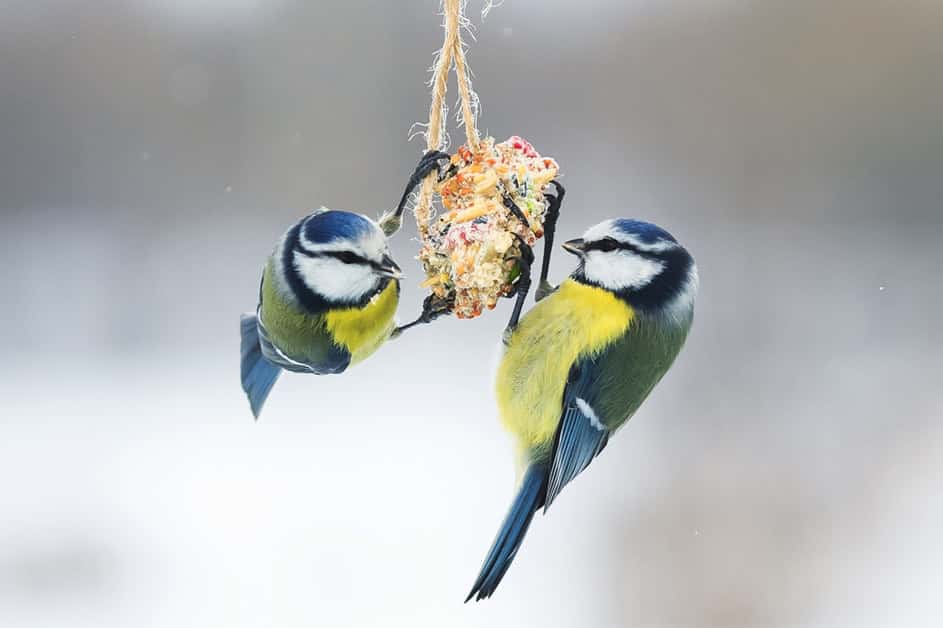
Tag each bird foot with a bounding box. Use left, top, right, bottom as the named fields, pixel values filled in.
left=504, top=234, right=534, bottom=333
left=382, top=150, right=453, bottom=236
left=392, top=293, right=452, bottom=338
left=535, top=280, right=557, bottom=302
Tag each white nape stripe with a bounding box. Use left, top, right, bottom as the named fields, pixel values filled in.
left=270, top=232, right=296, bottom=303
left=298, top=235, right=370, bottom=259
left=576, top=398, right=606, bottom=431
left=661, top=262, right=699, bottom=325
left=620, top=233, right=678, bottom=252
left=298, top=213, right=388, bottom=261
left=581, top=219, right=679, bottom=252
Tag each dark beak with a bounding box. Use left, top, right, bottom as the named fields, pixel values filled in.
left=562, top=238, right=586, bottom=256
left=377, top=254, right=403, bottom=279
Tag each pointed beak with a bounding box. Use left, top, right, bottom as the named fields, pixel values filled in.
left=377, top=254, right=403, bottom=279
left=562, top=238, right=586, bottom=256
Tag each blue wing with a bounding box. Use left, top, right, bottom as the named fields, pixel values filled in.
left=545, top=358, right=610, bottom=510
left=240, top=312, right=282, bottom=419
left=544, top=315, right=692, bottom=510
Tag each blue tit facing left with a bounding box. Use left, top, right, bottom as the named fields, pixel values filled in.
left=240, top=208, right=403, bottom=419
left=466, top=218, right=698, bottom=601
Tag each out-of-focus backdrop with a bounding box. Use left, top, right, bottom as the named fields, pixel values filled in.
left=2, top=1, right=941, bottom=626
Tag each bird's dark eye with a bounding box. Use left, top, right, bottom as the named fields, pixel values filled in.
left=596, top=238, right=620, bottom=252
left=334, top=251, right=361, bottom=264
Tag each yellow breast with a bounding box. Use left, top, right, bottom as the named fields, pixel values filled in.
left=325, top=281, right=399, bottom=364
left=495, top=279, right=634, bottom=456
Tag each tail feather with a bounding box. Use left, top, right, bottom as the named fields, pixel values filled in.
left=466, top=465, right=548, bottom=602
left=240, top=313, right=281, bottom=419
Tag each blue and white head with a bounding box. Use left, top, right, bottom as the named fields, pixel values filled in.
left=281, top=209, right=401, bottom=309
left=564, top=218, right=697, bottom=320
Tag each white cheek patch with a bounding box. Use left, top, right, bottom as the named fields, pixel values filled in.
left=293, top=253, right=378, bottom=303
left=662, top=263, right=699, bottom=323
left=583, top=250, right=665, bottom=291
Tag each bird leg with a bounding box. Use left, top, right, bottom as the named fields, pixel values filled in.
left=535, top=180, right=565, bottom=301
left=379, top=150, right=453, bottom=236
left=503, top=234, right=535, bottom=344
left=502, top=192, right=531, bottom=228
left=391, top=293, right=453, bottom=338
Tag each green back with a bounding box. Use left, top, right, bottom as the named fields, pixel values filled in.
left=587, top=313, right=692, bottom=432
left=259, top=262, right=350, bottom=371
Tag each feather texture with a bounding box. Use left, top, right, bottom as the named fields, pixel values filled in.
left=545, top=360, right=611, bottom=509
left=466, top=465, right=547, bottom=602
left=240, top=313, right=282, bottom=419
left=471, top=218, right=697, bottom=600
left=495, top=279, right=634, bottom=456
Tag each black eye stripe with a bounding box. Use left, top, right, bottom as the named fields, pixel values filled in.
left=584, top=238, right=665, bottom=259
left=329, top=251, right=363, bottom=264
left=584, top=238, right=630, bottom=253
left=296, top=246, right=372, bottom=266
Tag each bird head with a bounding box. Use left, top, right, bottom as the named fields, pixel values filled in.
left=291, top=209, right=401, bottom=306
left=564, top=218, right=697, bottom=317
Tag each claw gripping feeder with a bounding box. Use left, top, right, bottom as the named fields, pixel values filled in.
left=380, top=0, right=560, bottom=320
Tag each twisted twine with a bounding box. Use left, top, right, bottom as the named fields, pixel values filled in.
left=413, top=0, right=481, bottom=238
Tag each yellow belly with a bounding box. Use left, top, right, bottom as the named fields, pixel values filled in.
left=325, top=280, right=399, bottom=364
left=495, top=279, right=634, bottom=455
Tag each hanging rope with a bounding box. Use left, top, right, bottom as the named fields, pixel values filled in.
left=413, top=0, right=481, bottom=238
left=450, top=3, right=480, bottom=153
left=393, top=0, right=558, bottom=320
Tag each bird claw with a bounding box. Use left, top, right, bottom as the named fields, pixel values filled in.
left=543, top=180, right=564, bottom=220
left=535, top=280, right=556, bottom=302
left=502, top=193, right=531, bottom=229
left=383, top=150, right=454, bottom=236
left=503, top=233, right=534, bottom=333
left=391, top=294, right=452, bottom=338
left=512, top=232, right=535, bottom=265
left=415, top=150, right=452, bottom=181
left=532, top=179, right=565, bottom=294
left=419, top=293, right=452, bottom=323
left=544, top=180, right=565, bottom=203
left=377, top=212, right=402, bottom=236
left=505, top=233, right=534, bottom=297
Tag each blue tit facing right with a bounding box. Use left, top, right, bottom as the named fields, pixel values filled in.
left=239, top=151, right=455, bottom=419
left=466, top=218, right=698, bottom=601
left=240, top=208, right=403, bottom=419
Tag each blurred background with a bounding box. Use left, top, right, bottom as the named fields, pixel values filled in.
left=2, top=1, right=941, bottom=626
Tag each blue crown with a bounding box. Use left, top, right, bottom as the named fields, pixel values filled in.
left=302, top=210, right=375, bottom=244
left=612, top=219, right=678, bottom=245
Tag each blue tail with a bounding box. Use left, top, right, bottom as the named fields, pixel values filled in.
left=466, top=465, right=548, bottom=602
left=240, top=313, right=281, bottom=419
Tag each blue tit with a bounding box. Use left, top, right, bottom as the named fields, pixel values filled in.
left=466, top=218, right=698, bottom=601
left=239, top=208, right=403, bottom=419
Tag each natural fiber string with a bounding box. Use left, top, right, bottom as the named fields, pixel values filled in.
left=451, top=9, right=480, bottom=154
left=413, top=0, right=481, bottom=238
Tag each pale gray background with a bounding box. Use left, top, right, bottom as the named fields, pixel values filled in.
left=2, top=1, right=941, bottom=627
